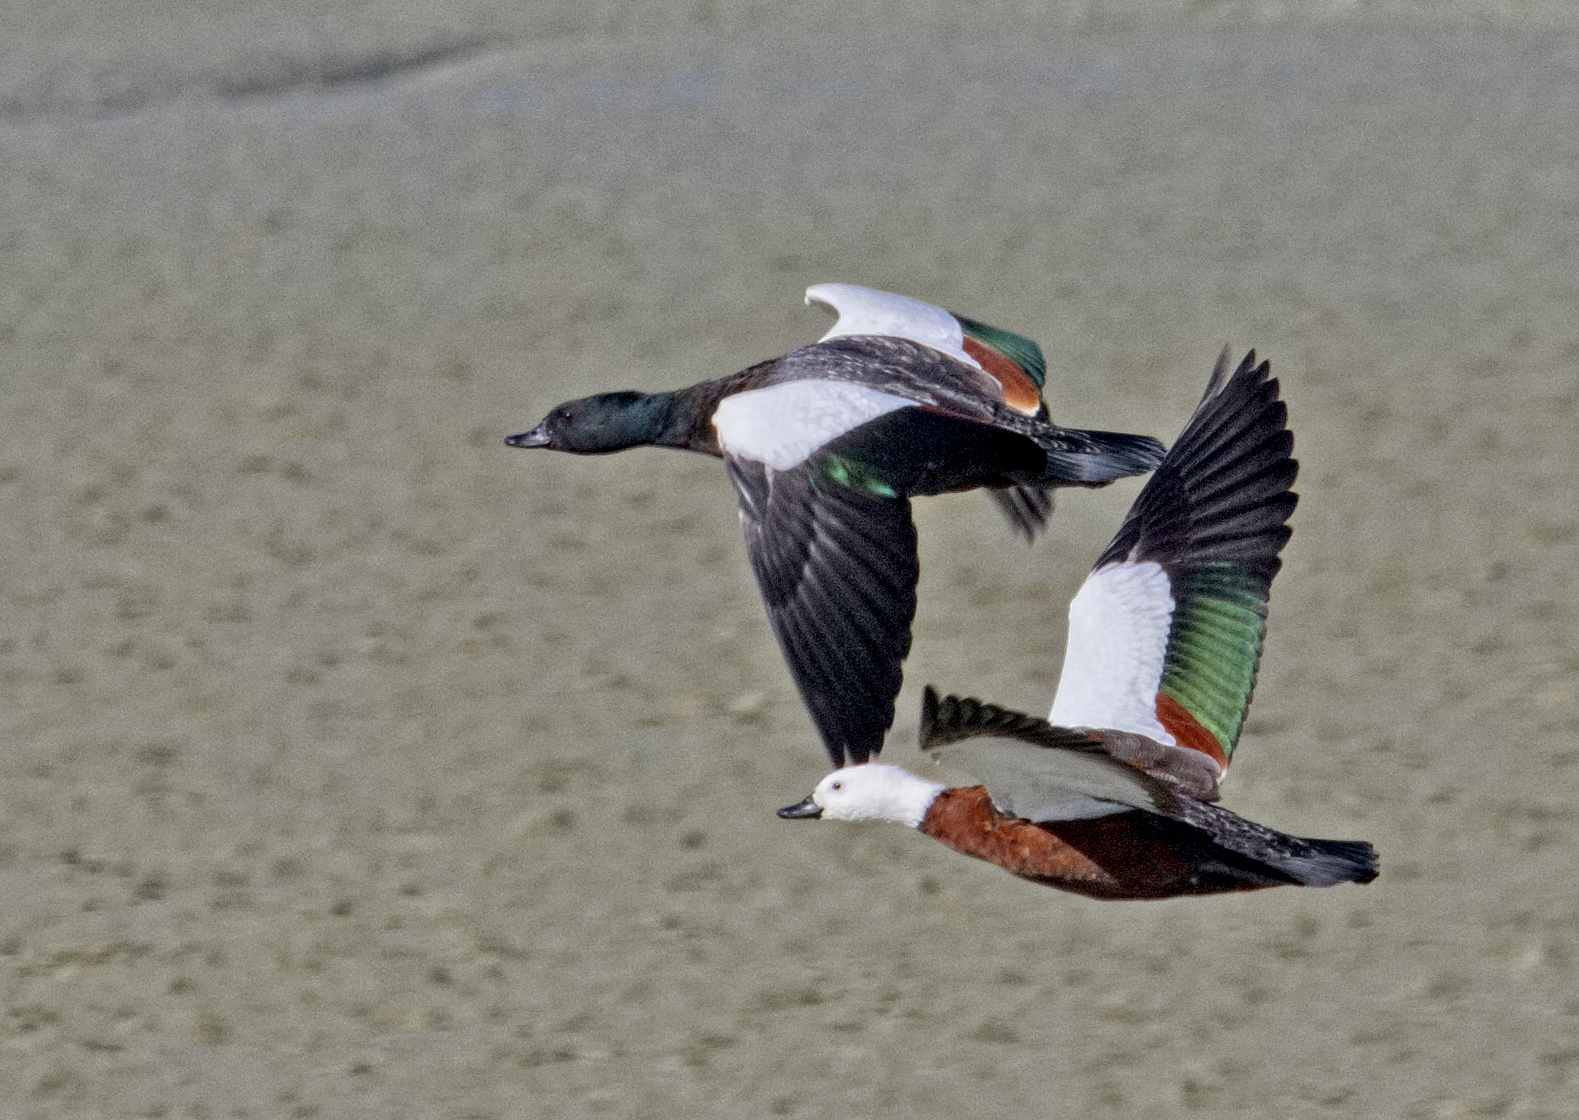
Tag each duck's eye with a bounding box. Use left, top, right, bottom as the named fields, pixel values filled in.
left=830, top=780, right=843, bottom=792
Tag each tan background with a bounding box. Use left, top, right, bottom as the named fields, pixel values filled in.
left=2, top=3, right=1577, bottom=1117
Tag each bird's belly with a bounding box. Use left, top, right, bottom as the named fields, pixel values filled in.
left=918, top=786, right=1280, bottom=901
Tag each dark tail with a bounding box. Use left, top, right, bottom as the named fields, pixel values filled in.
left=1277, top=835, right=1380, bottom=887
left=1043, top=428, right=1167, bottom=485
left=993, top=429, right=1166, bottom=538
left=1175, top=797, right=1379, bottom=887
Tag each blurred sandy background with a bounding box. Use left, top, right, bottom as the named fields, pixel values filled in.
left=2, top=2, right=1577, bottom=1117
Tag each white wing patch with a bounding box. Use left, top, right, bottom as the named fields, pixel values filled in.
left=1048, top=561, right=1177, bottom=744
left=806, top=283, right=983, bottom=372
left=712, top=380, right=913, bottom=470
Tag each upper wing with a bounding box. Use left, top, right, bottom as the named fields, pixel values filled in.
left=727, top=455, right=918, bottom=767
left=806, top=283, right=1046, bottom=416
left=1047, top=350, right=1297, bottom=783
left=920, top=687, right=1181, bottom=822
left=806, top=283, right=974, bottom=366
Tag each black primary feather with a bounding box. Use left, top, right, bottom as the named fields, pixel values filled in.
left=730, top=459, right=918, bottom=767
left=919, top=686, right=1106, bottom=755
left=1096, top=349, right=1296, bottom=579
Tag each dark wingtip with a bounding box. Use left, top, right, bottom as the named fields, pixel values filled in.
left=919, top=687, right=1105, bottom=754
left=1093, top=345, right=1293, bottom=577
left=1203, top=348, right=1268, bottom=408
left=1202, top=345, right=1235, bottom=402
left=919, top=688, right=1032, bottom=749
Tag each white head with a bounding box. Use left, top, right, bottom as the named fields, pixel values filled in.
left=777, top=763, right=945, bottom=828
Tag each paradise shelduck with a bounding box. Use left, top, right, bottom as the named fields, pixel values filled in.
left=508, top=284, right=1165, bottom=767
left=777, top=349, right=1379, bottom=899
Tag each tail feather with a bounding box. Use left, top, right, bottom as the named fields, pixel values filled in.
left=988, top=429, right=1163, bottom=538
left=1280, top=836, right=1380, bottom=887
left=1043, top=429, right=1167, bottom=485
left=1174, top=796, right=1379, bottom=887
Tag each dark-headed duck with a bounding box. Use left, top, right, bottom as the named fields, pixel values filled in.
left=509, top=284, right=1165, bottom=768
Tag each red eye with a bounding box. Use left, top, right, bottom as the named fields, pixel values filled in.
left=831, top=781, right=843, bottom=791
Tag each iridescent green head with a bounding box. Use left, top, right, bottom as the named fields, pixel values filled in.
left=506, top=391, right=672, bottom=454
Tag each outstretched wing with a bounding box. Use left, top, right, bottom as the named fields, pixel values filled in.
left=919, top=687, right=1181, bottom=822
left=1047, top=350, right=1297, bottom=783
left=727, top=456, right=918, bottom=767
left=806, top=283, right=1046, bottom=416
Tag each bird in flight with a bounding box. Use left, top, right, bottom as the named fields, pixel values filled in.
left=508, top=284, right=1164, bottom=767
left=777, top=350, right=1379, bottom=899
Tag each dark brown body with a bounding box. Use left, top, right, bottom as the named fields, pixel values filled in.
left=918, top=786, right=1299, bottom=900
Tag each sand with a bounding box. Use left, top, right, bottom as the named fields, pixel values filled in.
left=1, top=3, right=1577, bottom=1117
